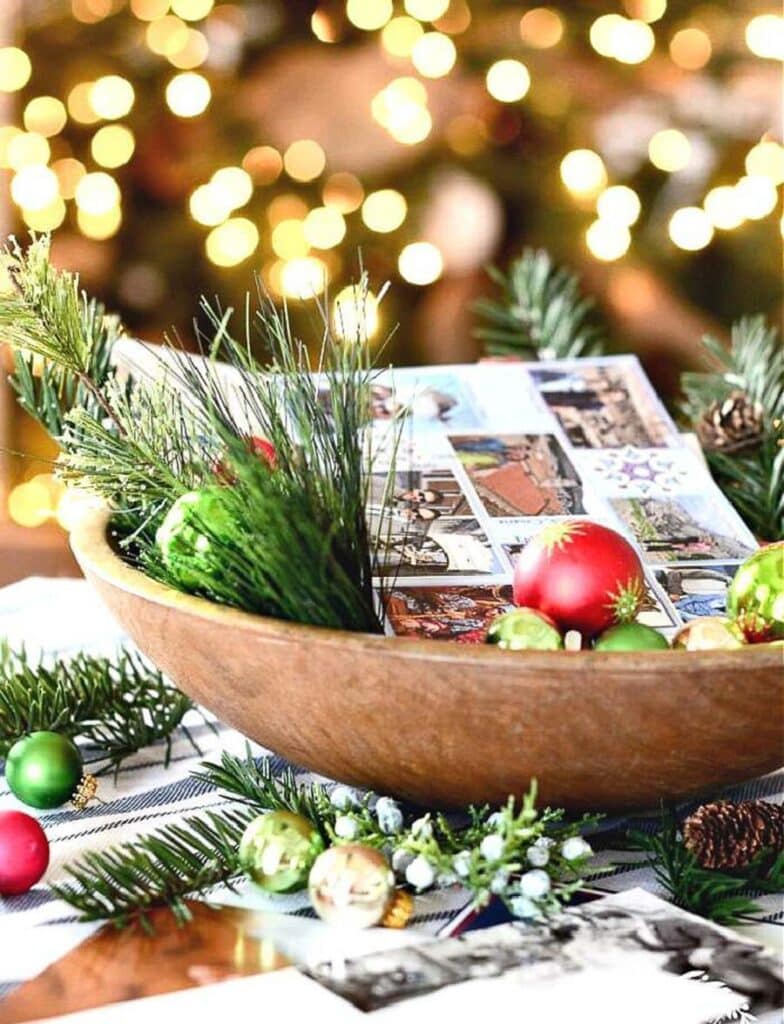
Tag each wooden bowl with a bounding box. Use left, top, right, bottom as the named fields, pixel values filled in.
left=70, top=509, right=783, bottom=812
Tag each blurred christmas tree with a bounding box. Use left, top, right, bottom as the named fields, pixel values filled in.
left=0, top=0, right=781, bottom=367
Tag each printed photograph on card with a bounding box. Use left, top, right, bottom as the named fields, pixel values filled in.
left=369, top=468, right=477, bottom=519
left=364, top=370, right=486, bottom=430
left=638, top=575, right=680, bottom=629
left=449, top=433, right=585, bottom=517
left=610, top=494, right=756, bottom=563
left=384, top=584, right=514, bottom=642
left=370, top=512, right=504, bottom=577
left=528, top=360, right=676, bottom=449
left=654, top=563, right=739, bottom=620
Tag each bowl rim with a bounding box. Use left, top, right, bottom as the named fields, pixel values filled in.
left=69, top=506, right=782, bottom=668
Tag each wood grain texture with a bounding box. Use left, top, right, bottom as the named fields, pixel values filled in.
left=71, top=509, right=784, bottom=812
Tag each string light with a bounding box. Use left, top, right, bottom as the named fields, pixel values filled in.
left=52, top=157, right=86, bottom=199
left=734, top=175, right=778, bottom=221
left=346, top=0, right=393, bottom=32
left=90, top=76, right=135, bottom=119
left=67, top=82, right=100, bottom=124
left=560, top=149, right=607, bottom=198
left=703, top=186, right=744, bottom=231
left=589, top=15, right=654, bottom=63
left=648, top=129, right=691, bottom=172
left=362, top=189, right=407, bottom=233
left=243, top=146, right=283, bottom=184
left=189, top=183, right=232, bottom=226
left=0, top=47, right=32, bottom=93
left=486, top=59, right=531, bottom=103
left=445, top=114, right=487, bottom=156
left=311, top=10, right=340, bottom=43
left=22, top=196, right=67, bottom=232
left=590, top=14, right=625, bottom=57
left=8, top=478, right=52, bottom=528
left=284, top=139, right=326, bottom=182
left=169, top=28, right=209, bottom=69
left=624, top=0, right=666, bottom=21
left=585, top=219, right=631, bottom=261
left=131, top=0, right=169, bottom=19
left=23, top=97, right=67, bottom=137
left=77, top=206, right=122, bottom=240
left=91, top=124, right=135, bottom=167
left=211, top=166, right=254, bottom=208
left=0, top=126, right=21, bottom=168
left=146, top=15, right=190, bottom=56
left=669, top=27, right=711, bottom=70
left=519, top=8, right=564, bottom=48
left=11, top=166, right=59, bottom=211
left=745, top=15, right=784, bottom=60
left=411, top=32, right=457, bottom=78
left=398, top=241, right=443, bottom=285
left=332, top=285, right=379, bottom=341
left=170, top=0, right=214, bottom=20
left=165, top=72, right=211, bottom=116
left=7, top=132, right=50, bottom=170
left=303, top=206, right=346, bottom=249
left=205, top=217, right=259, bottom=266
left=746, top=141, right=784, bottom=185
left=668, top=207, right=713, bottom=250
left=75, top=171, right=121, bottom=215
left=72, top=0, right=114, bottom=23
left=372, top=78, right=432, bottom=145
left=404, top=0, right=449, bottom=19
left=323, top=172, right=364, bottom=213
left=381, top=17, right=424, bottom=58
left=596, top=185, right=641, bottom=226
left=267, top=194, right=309, bottom=225
left=434, top=0, right=471, bottom=34
left=280, top=256, right=328, bottom=298
left=271, top=219, right=309, bottom=259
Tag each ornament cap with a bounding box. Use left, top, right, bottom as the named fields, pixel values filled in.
left=71, top=773, right=99, bottom=811
left=381, top=889, right=414, bottom=929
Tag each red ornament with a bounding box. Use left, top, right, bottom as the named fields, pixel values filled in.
left=0, top=810, right=50, bottom=896
left=513, top=520, right=645, bottom=638
left=214, top=435, right=277, bottom=482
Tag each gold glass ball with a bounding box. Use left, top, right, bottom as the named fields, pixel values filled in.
left=672, top=616, right=745, bottom=652
left=308, top=844, right=395, bottom=929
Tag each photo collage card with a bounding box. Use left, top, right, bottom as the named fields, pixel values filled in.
left=356, top=358, right=757, bottom=643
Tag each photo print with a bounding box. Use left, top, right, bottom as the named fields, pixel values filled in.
left=449, top=433, right=584, bottom=517
left=371, top=512, right=504, bottom=578
left=384, top=584, right=514, bottom=642
left=654, top=563, right=739, bottom=620
left=528, top=360, right=675, bottom=449
left=638, top=577, right=679, bottom=629
left=367, top=370, right=485, bottom=431
left=369, top=468, right=476, bottom=520
left=610, top=495, right=756, bottom=563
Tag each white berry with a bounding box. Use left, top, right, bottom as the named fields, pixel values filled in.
left=526, top=844, right=550, bottom=868
left=510, top=895, right=539, bottom=919
left=334, top=815, right=359, bottom=840
left=411, top=816, right=433, bottom=839
left=452, top=850, right=472, bottom=878
left=561, top=837, right=592, bottom=862
left=480, top=833, right=504, bottom=862
left=405, top=855, right=436, bottom=890
left=330, top=785, right=358, bottom=810
left=375, top=797, right=404, bottom=835
left=519, top=869, right=551, bottom=899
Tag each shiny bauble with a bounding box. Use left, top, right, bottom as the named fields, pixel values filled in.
left=239, top=810, right=324, bottom=893
left=672, top=616, right=746, bottom=652
left=214, top=435, right=277, bottom=483
left=308, top=844, right=395, bottom=929
left=155, top=486, right=232, bottom=591
left=513, top=521, right=645, bottom=638
left=486, top=608, right=563, bottom=651
left=594, top=622, right=670, bottom=652
left=0, top=810, right=50, bottom=895
left=726, top=543, right=784, bottom=643
left=6, top=731, right=83, bottom=809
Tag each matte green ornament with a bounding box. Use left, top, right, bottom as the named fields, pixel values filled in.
left=486, top=608, right=563, bottom=651
left=594, top=622, right=670, bottom=652
left=6, top=731, right=84, bottom=810
left=727, top=542, right=784, bottom=642
left=156, top=487, right=232, bottom=591
left=239, top=810, right=325, bottom=893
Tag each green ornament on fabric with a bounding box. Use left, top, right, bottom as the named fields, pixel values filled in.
left=6, top=731, right=83, bottom=809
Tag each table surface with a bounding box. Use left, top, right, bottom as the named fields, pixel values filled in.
left=0, top=577, right=782, bottom=1021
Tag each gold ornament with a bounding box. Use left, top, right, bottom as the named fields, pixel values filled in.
left=308, top=844, right=395, bottom=929
left=71, top=773, right=98, bottom=811
left=672, top=616, right=745, bottom=651
left=381, top=889, right=414, bottom=929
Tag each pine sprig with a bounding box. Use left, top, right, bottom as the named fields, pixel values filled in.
left=629, top=809, right=784, bottom=925
left=681, top=316, right=784, bottom=540
left=473, top=248, right=606, bottom=360
left=0, top=644, right=196, bottom=772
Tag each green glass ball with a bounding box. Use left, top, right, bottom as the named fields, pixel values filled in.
left=727, top=543, right=784, bottom=642
left=155, top=487, right=232, bottom=591
left=486, top=608, right=563, bottom=651
left=239, top=810, right=325, bottom=893
left=6, top=731, right=83, bottom=810
left=594, top=622, right=670, bottom=652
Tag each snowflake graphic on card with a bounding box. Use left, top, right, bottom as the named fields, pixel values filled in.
left=586, top=447, right=693, bottom=496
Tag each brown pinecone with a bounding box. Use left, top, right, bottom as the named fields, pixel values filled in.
left=696, top=390, right=763, bottom=454
left=683, top=799, right=784, bottom=870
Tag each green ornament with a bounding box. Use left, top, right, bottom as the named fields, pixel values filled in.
left=6, top=731, right=84, bottom=810
left=239, top=810, right=325, bottom=893
left=594, top=622, right=670, bottom=652
left=487, top=608, right=563, bottom=650
left=155, top=487, right=232, bottom=591
left=727, top=543, right=784, bottom=642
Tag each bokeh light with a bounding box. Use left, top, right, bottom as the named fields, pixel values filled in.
left=346, top=0, right=393, bottom=32
left=734, top=175, right=778, bottom=221
left=23, top=196, right=67, bottom=232
left=323, top=172, right=364, bottom=213
left=165, top=72, right=211, bottom=116
left=243, top=146, right=283, bottom=184
left=332, top=285, right=380, bottom=341
left=284, top=139, right=326, bottom=182
left=745, top=15, right=784, bottom=60
left=703, top=186, right=744, bottom=231
left=75, top=171, right=121, bottom=215
left=91, top=125, right=136, bottom=168
left=205, top=217, right=260, bottom=266
left=23, top=96, right=67, bottom=137
left=171, top=0, right=214, bottom=20
left=211, top=166, right=254, bottom=209
left=398, top=241, right=443, bottom=285
left=669, top=27, right=711, bottom=70
left=404, top=0, right=449, bottom=20
left=280, top=256, right=328, bottom=298
left=271, top=218, right=309, bottom=259
left=7, top=132, right=50, bottom=170
left=560, top=149, right=607, bottom=198
left=67, top=82, right=100, bottom=124
left=486, top=60, right=531, bottom=103
left=77, top=206, right=123, bottom=240
left=362, top=189, right=408, bottom=233
left=668, top=206, right=713, bottom=250
left=52, top=158, right=86, bottom=199
left=585, top=219, right=631, bottom=261
left=381, top=17, right=424, bottom=58
left=745, top=141, right=784, bottom=185
left=519, top=8, right=564, bottom=48
left=303, top=206, right=346, bottom=249
left=90, top=75, right=135, bottom=119
left=0, top=47, right=32, bottom=93
left=11, top=166, right=59, bottom=211
left=590, top=15, right=654, bottom=63
left=596, top=185, right=641, bottom=226
left=648, top=129, right=691, bottom=172
left=411, top=32, right=457, bottom=79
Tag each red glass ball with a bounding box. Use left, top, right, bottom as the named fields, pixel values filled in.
left=0, top=810, right=50, bottom=896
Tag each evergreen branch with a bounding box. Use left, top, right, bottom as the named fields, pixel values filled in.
left=50, top=806, right=256, bottom=926
left=628, top=809, right=784, bottom=925
left=0, top=644, right=195, bottom=771
left=473, top=248, right=606, bottom=360
left=681, top=316, right=784, bottom=540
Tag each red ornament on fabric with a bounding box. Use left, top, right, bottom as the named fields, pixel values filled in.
left=0, top=810, right=50, bottom=896
left=513, top=520, right=645, bottom=638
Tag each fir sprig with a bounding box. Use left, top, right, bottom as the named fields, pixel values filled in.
left=681, top=316, right=784, bottom=540
left=629, top=809, right=784, bottom=925
left=0, top=643, right=196, bottom=772
left=473, top=248, right=606, bottom=360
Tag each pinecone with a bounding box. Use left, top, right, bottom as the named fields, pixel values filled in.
left=696, top=390, right=764, bottom=454
left=683, top=799, right=784, bottom=870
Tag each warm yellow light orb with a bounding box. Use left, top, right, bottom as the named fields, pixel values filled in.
left=346, top=0, right=393, bottom=32
left=52, top=158, right=86, bottom=199
left=11, top=165, right=60, bottom=211
left=703, top=186, right=744, bottom=231
left=284, top=139, right=326, bottom=182
left=211, top=166, right=254, bottom=209
left=55, top=489, right=104, bottom=532
left=648, top=129, right=691, bottom=172
left=271, top=219, right=309, bottom=260
left=23, top=196, right=67, bottom=232
left=91, top=124, right=136, bottom=168
left=585, top=220, right=631, bottom=261
left=267, top=194, right=309, bottom=226
left=0, top=126, right=21, bottom=168
left=486, top=59, right=531, bottom=103
left=612, top=19, right=655, bottom=64
left=387, top=104, right=432, bottom=145
left=303, top=206, right=346, bottom=249
left=669, top=27, right=711, bottom=70
left=519, top=8, right=564, bottom=48
left=165, top=72, right=211, bottom=116
left=311, top=10, right=339, bottom=43
left=280, top=256, right=328, bottom=298
left=77, top=206, right=123, bottom=240
left=734, top=175, right=778, bottom=221
left=560, top=149, right=607, bottom=197
left=169, top=28, right=209, bottom=70
left=398, top=241, right=443, bottom=285
left=404, top=0, right=449, bottom=19
left=332, top=285, right=379, bottom=341
left=23, top=97, right=67, bottom=138
left=243, top=146, right=283, bottom=184
left=745, top=15, right=784, bottom=60
left=146, top=15, right=190, bottom=56
left=7, top=132, right=50, bottom=170
left=745, top=142, right=784, bottom=186
left=8, top=480, right=51, bottom=528
left=623, top=0, right=666, bottom=22
left=411, top=32, right=457, bottom=78
left=131, top=0, right=170, bottom=20
left=361, top=189, right=407, bottom=233
left=205, top=217, right=260, bottom=267
left=90, top=76, right=135, bottom=120
left=381, top=16, right=424, bottom=58
left=596, top=185, right=641, bottom=226
left=589, top=14, right=625, bottom=57
left=323, top=171, right=364, bottom=213
left=189, top=183, right=231, bottom=226
left=75, top=171, right=121, bottom=215
left=0, top=48, right=32, bottom=93
left=668, top=206, right=713, bottom=250
left=67, top=82, right=100, bottom=125
left=170, top=0, right=214, bottom=21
